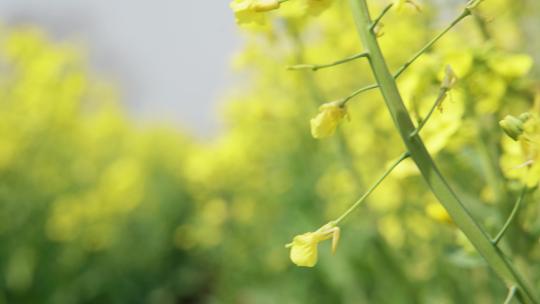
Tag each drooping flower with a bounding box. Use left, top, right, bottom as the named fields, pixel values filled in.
left=286, top=223, right=340, bottom=267
left=310, top=101, right=347, bottom=139
left=230, top=0, right=280, bottom=25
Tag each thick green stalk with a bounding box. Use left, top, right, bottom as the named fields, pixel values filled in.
left=347, top=0, right=538, bottom=302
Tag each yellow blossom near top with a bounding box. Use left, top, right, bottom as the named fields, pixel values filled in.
left=310, top=101, right=347, bottom=139
left=286, top=223, right=340, bottom=267
left=230, top=0, right=280, bottom=25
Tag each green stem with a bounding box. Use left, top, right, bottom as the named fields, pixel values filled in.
left=341, top=83, right=379, bottom=105
left=409, top=88, right=448, bottom=138
left=334, top=151, right=410, bottom=224
left=348, top=0, right=538, bottom=303
left=370, top=3, right=393, bottom=32
left=288, top=52, right=369, bottom=71
left=341, top=7, right=470, bottom=106
left=492, top=187, right=527, bottom=246
left=393, top=8, right=471, bottom=79
left=504, top=286, right=518, bottom=304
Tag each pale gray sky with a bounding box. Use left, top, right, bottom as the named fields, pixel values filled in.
left=0, top=1, right=240, bottom=136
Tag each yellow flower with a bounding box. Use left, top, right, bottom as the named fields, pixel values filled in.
left=310, top=101, right=347, bottom=139
left=286, top=223, right=340, bottom=267
left=230, top=0, right=280, bottom=25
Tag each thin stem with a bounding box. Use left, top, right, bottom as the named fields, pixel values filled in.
left=504, top=286, right=518, bottom=304
left=409, top=88, right=449, bottom=138
left=278, top=0, right=290, bottom=3
left=492, top=187, right=527, bottom=246
left=348, top=0, right=538, bottom=302
left=334, top=151, right=410, bottom=224
left=288, top=52, right=369, bottom=71
left=341, top=83, right=379, bottom=105
left=393, top=8, right=471, bottom=78
left=341, top=8, right=470, bottom=106
left=370, top=3, right=393, bottom=32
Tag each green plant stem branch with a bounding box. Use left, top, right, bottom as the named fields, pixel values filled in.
left=341, top=83, right=379, bottom=105
left=289, top=24, right=420, bottom=301
left=505, top=286, right=518, bottom=304
left=492, top=187, right=527, bottom=246
left=333, top=151, right=410, bottom=224
left=370, top=3, right=393, bottom=32
left=392, top=8, right=471, bottom=78
left=348, top=0, right=538, bottom=303
left=340, top=7, right=471, bottom=106
left=288, top=52, right=369, bottom=71
left=409, top=87, right=449, bottom=138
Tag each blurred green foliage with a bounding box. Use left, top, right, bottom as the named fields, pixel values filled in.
left=1, top=0, right=540, bottom=303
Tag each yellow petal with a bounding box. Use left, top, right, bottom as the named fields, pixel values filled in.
left=289, top=233, right=318, bottom=267
left=310, top=102, right=347, bottom=139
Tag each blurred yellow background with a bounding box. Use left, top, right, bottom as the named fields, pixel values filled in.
left=1, top=0, right=540, bottom=303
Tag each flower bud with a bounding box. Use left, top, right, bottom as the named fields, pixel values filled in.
left=499, top=115, right=524, bottom=141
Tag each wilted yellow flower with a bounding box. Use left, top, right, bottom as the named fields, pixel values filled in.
left=286, top=223, right=340, bottom=267
left=310, top=101, right=347, bottom=139
left=230, top=0, right=280, bottom=25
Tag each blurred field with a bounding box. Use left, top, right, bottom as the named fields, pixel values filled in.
left=1, top=0, right=540, bottom=303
